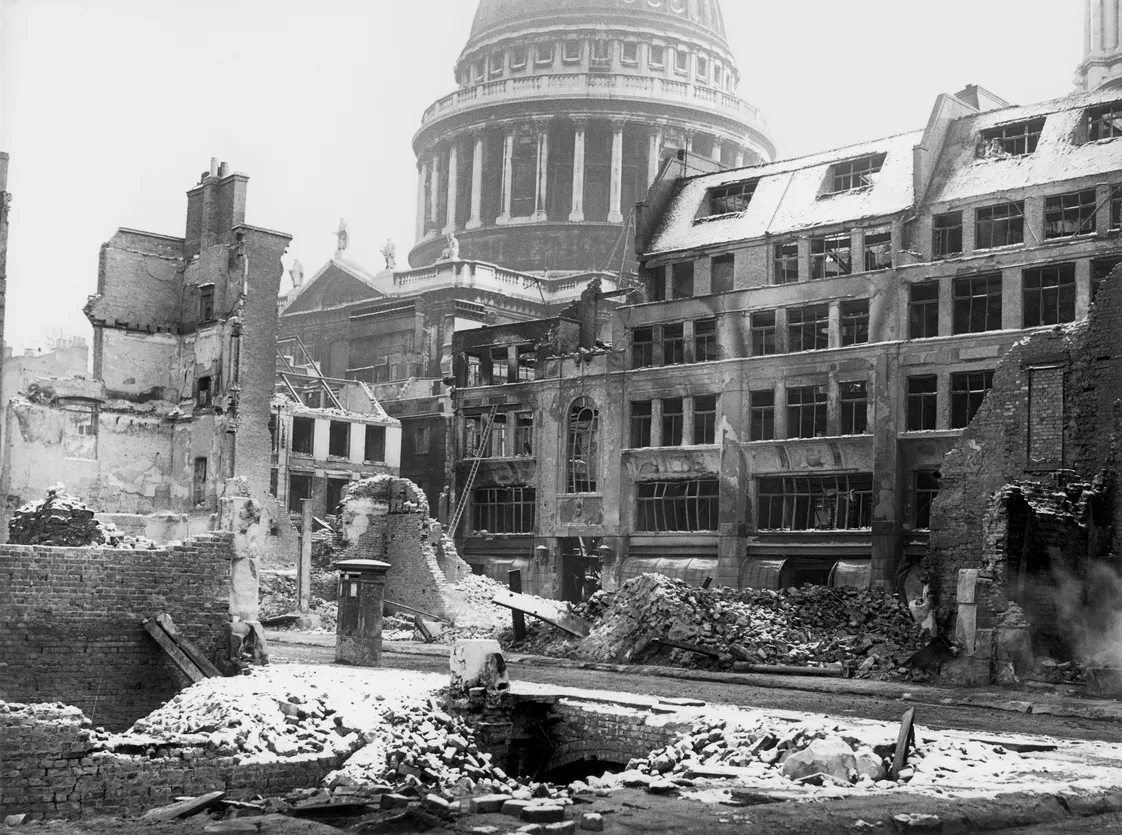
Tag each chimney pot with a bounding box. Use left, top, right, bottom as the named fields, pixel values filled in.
left=218, top=161, right=230, bottom=178
left=209, top=157, right=219, bottom=177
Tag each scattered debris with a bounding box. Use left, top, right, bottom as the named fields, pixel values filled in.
left=8, top=488, right=157, bottom=549
left=140, top=791, right=225, bottom=821
left=492, top=590, right=592, bottom=638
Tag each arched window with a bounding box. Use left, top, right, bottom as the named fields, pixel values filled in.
left=567, top=397, right=599, bottom=493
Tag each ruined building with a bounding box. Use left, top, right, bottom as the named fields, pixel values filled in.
left=1, top=160, right=292, bottom=538
left=1075, top=0, right=1122, bottom=92
left=449, top=85, right=1122, bottom=600
left=277, top=0, right=768, bottom=513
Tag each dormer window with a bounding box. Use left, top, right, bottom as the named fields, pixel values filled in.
left=828, top=154, right=885, bottom=195
left=1086, top=102, right=1122, bottom=141
left=700, top=179, right=757, bottom=220
left=562, top=40, right=582, bottom=63
left=621, top=41, right=639, bottom=64
left=511, top=46, right=527, bottom=69
left=978, top=118, right=1045, bottom=158
left=535, top=42, right=553, bottom=66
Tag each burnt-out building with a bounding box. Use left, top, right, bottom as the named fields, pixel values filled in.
left=449, top=85, right=1122, bottom=600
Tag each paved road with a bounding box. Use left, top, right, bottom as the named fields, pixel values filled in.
left=269, top=638, right=1122, bottom=744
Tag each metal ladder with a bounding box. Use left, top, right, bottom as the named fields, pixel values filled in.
left=448, top=404, right=500, bottom=536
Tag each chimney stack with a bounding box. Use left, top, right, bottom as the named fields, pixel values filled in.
left=186, top=157, right=249, bottom=258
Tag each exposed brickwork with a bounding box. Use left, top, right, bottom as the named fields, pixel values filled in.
left=0, top=533, right=233, bottom=730
left=0, top=701, right=347, bottom=820
left=1027, top=365, right=1064, bottom=470
left=547, top=700, right=686, bottom=770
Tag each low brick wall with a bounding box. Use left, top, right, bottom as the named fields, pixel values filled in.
left=547, top=699, right=687, bottom=770
left=0, top=701, right=350, bottom=820
left=0, top=534, right=234, bottom=730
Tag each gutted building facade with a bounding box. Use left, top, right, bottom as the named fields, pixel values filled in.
left=449, top=86, right=1122, bottom=600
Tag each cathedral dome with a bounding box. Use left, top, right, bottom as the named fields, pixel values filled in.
left=469, top=0, right=728, bottom=47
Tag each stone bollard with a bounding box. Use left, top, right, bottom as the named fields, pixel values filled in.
left=335, top=559, right=391, bottom=666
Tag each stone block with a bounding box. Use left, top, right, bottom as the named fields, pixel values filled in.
left=501, top=798, right=532, bottom=817
left=469, top=793, right=512, bottom=813
left=580, top=811, right=605, bottom=831
left=521, top=804, right=565, bottom=823
left=780, top=738, right=857, bottom=784
left=450, top=639, right=510, bottom=693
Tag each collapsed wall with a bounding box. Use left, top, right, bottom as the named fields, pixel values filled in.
left=923, top=268, right=1121, bottom=683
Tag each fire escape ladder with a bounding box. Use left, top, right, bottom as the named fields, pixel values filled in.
left=448, top=404, right=500, bottom=537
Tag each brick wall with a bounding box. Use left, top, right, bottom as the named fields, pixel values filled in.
left=0, top=701, right=349, bottom=820
left=546, top=699, right=686, bottom=771
left=0, top=533, right=233, bottom=730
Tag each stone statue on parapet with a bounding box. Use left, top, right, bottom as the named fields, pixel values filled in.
left=440, top=232, right=460, bottom=262
left=335, top=218, right=349, bottom=256
left=289, top=259, right=305, bottom=288
left=380, top=238, right=397, bottom=271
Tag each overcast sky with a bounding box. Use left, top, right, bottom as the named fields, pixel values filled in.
left=0, top=0, right=1085, bottom=354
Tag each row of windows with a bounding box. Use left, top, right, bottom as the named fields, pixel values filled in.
left=287, top=416, right=387, bottom=463
left=747, top=382, right=868, bottom=440
left=463, top=38, right=734, bottom=91
left=975, top=103, right=1122, bottom=159
left=904, top=371, right=993, bottom=431
left=629, top=395, right=717, bottom=447
left=464, top=410, right=535, bottom=458
left=932, top=188, right=1122, bottom=259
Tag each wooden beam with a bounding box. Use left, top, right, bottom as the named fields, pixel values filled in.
left=142, top=619, right=206, bottom=684
left=141, top=790, right=225, bottom=821
left=890, top=707, right=916, bottom=780
left=508, top=570, right=527, bottom=642
left=491, top=589, right=591, bottom=638
left=154, top=614, right=222, bottom=678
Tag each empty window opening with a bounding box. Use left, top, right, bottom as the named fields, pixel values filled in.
left=1086, top=102, right=1122, bottom=141
left=514, top=412, right=534, bottom=457
left=1092, top=256, right=1122, bottom=302
left=863, top=228, right=892, bottom=272
left=414, top=425, right=431, bottom=455
left=661, top=397, right=684, bottom=446
left=811, top=232, right=852, bottom=279
left=328, top=421, right=350, bottom=458
left=490, top=347, right=509, bottom=385
left=517, top=349, right=536, bottom=381
left=196, top=375, right=213, bottom=409
left=829, top=154, right=885, bottom=194
left=291, top=416, right=314, bottom=455
left=773, top=242, right=799, bottom=284
left=465, top=414, right=490, bottom=458
left=466, top=356, right=483, bottom=387
left=567, top=398, right=599, bottom=493
left=788, top=304, right=829, bottom=352
left=694, top=318, right=718, bottom=362
left=906, top=375, right=938, bottom=432
left=193, top=457, right=208, bottom=507
left=671, top=262, right=694, bottom=299
left=662, top=323, right=685, bottom=365
left=637, top=478, right=719, bottom=532
left=953, top=274, right=1003, bottom=334
left=757, top=474, right=873, bottom=531
left=787, top=385, right=827, bottom=438
left=472, top=486, right=536, bottom=534
left=933, top=212, right=964, bottom=258
left=951, top=370, right=994, bottom=428
left=1112, top=184, right=1122, bottom=229
left=707, top=181, right=756, bottom=217
left=914, top=471, right=941, bottom=530
left=710, top=254, right=734, bottom=293
left=1023, top=263, right=1076, bottom=327
left=750, top=390, right=774, bottom=441
left=976, top=202, right=1024, bottom=249
left=288, top=473, right=312, bottom=513
left=840, top=381, right=868, bottom=435
left=326, top=478, right=349, bottom=515
left=630, top=400, right=653, bottom=448
left=978, top=118, right=1045, bottom=158
left=693, top=394, right=718, bottom=445
left=841, top=299, right=870, bottom=346
left=1045, top=189, right=1097, bottom=239
left=199, top=284, right=215, bottom=322
left=908, top=282, right=940, bottom=339
left=751, top=311, right=777, bottom=355
left=632, top=326, right=654, bottom=368
left=364, top=425, right=386, bottom=463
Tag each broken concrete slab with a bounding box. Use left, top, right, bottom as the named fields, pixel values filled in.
left=141, top=790, right=225, bottom=821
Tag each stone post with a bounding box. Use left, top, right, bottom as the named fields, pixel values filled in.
left=497, top=130, right=514, bottom=224
left=415, top=161, right=427, bottom=242
left=429, top=151, right=440, bottom=228
left=299, top=498, right=313, bottom=613
left=467, top=134, right=484, bottom=229
left=569, top=119, right=586, bottom=222
left=443, top=141, right=458, bottom=234
left=533, top=122, right=550, bottom=221
left=608, top=121, right=624, bottom=223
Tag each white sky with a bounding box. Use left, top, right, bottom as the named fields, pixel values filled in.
left=0, top=0, right=1084, bottom=353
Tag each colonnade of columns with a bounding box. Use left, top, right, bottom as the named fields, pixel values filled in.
left=415, top=119, right=752, bottom=241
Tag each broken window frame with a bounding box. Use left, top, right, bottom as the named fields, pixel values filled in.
left=1087, top=103, right=1122, bottom=141
left=862, top=227, right=893, bottom=272
left=810, top=232, right=852, bottom=279
left=978, top=118, right=1045, bottom=158
left=630, top=400, right=653, bottom=448
left=514, top=411, right=534, bottom=457
left=198, top=284, right=215, bottom=322
left=908, top=281, right=940, bottom=339
left=196, top=375, right=213, bottom=409
left=906, top=375, right=938, bottom=432
left=489, top=347, right=509, bottom=385
left=975, top=201, right=1025, bottom=249
left=840, top=381, right=868, bottom=435
left=786, top=384, right=827, bottom=439
left=773, top=241, right=799, bottom=284
left=671, top=261, right=694, bottom=299
left=706, top=181, right=756, bottom=217
left=325, top=477, right=349, bottom=515
left=913, top=471, right=941, bottom=530
left=466, top=356, right=483, bottom=387
left=757, top=474, right=873, bottom=531
left=364, top=424, right=386, bottom=463
left=1044, top=189, right=1098, bottom=239
left=661, top=397, right=684, bottom=446
left=950, top=369, right=995, bottom=429
left=1112, top=184, right=1122, bottom=230
left=464, top=413, right=496, bottom=459
left=952, top=273, right=1003, bottom=334
left=516, top=349, right=537, bottom=382
left=749, top=390, right=775, bottom=441
left=632, top=326, right=654, bottom=368
left=291, top=416, right=314, bottom=456
left=1023, top=263, right=1076, bottom=327
left=787, top=304, right=830, bottom=352
left=566, top=398, right=599, bottom=494
left=932, top=211, right=964, bottom=258
left=694, top=318, right=718, bottom=362
left=1092, top=255, right=1122, bottom=302
left=710, top=254, right=734, bottom=293
left=693, top=394, right=718, bottom=445
left=662, top=323, right=685, bottom=366
left=328, top=421, right=350, bottom=459
left=288, top=472, right=312, bottom=513
left=828, top=154, right=885, bottom=194
left=636, top=478, right=719, bottom=533
left=750, top=311, right=777, bottom=356
left=471, top=486, right=536, bottom=534
left=840, top=299, right=870, bottom=346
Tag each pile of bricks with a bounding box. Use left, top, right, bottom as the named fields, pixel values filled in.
left=7, top=490, right=156, bottom=549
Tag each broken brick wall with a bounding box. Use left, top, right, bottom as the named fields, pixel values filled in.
left=0, top=533, right=233, bottom=730
left=0, top=701, right=348, bottom=821
left=924, top=269, right=1121, bottom=670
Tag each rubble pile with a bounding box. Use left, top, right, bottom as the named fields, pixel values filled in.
left=259, top=569, right=338, bottom=631
left=7, top=490, right=157, bottom=549
left=528, top=574, right=927, bottom=676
